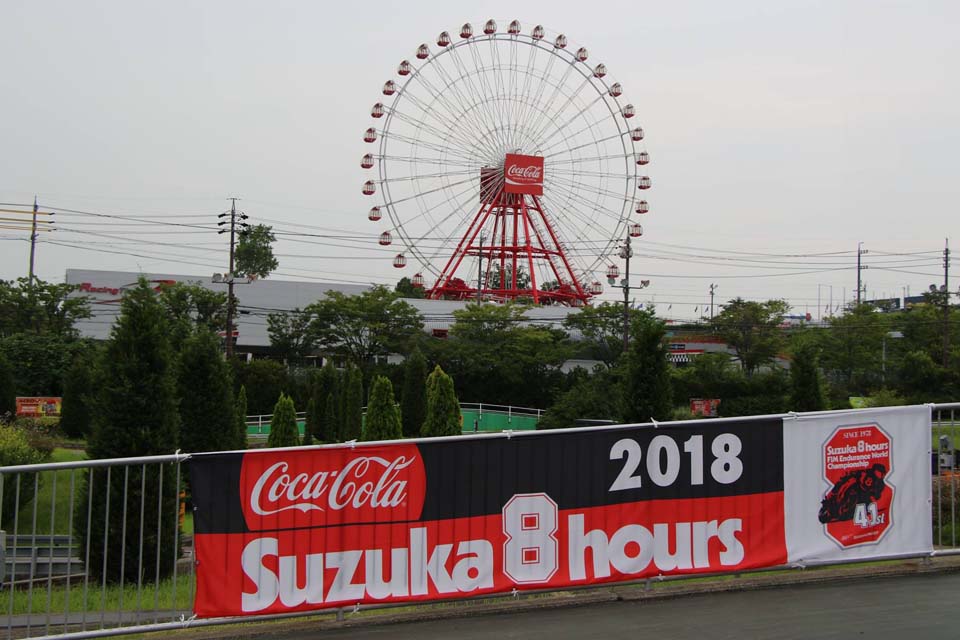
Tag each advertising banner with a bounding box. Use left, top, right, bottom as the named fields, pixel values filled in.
left=15, top=396, right=62, bottom=417
left=189, top=406, right=931, bottom=618
left=503, top=154, right=544, bottom=196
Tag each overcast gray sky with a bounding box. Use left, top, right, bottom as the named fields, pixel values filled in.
left=1, top=0, right=957, bottom=320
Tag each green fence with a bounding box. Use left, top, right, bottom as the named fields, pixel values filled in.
left=246, top=403, right=542, bottom=438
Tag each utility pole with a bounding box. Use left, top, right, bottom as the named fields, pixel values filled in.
left=856, top=242, right=868, bottom=305
left=944, top=238, right=951, bottom=367
left=28, top=196, right=39, bottom=286
left=218, top=198, right=248, bottom=359
left=709, top=283, right=717, bottom=319
left=477, top=233, right=484, bottom=303
left=621, top=235, right=632, bottom=352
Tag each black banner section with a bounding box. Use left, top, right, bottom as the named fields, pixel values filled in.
left=418, top=418, right=783, bottom=521
left=191, top=417, right=783, bottom=534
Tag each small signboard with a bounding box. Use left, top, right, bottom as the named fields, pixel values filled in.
left=16, top=397, right=62, bottom=418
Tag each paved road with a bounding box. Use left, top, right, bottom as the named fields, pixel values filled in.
left=273, top=572, right=960, bottom=640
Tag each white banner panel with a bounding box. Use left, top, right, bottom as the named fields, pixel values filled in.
left=783, top=405, right=932, bottom=563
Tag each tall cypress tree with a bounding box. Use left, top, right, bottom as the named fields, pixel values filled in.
left=422, top=365, right=461, bottom=437
left=341, top=366, right=364, bottom=441
left=177, top=330, right=235, bottom=454
left=324, top=391, right=338, bottom=442
left=400, top=348, right=428, bottom=438
left=267, top=393, right=299, bottom=448
left=78, top=278, right=181, bottom=583
left=313, top=361, right=339, bottom=441
left=234, top=385, right=249, bottom=449
left=363, top=376, right=402, bottom=441
left=621, top=311, right=673, bottom=424
left=59, top=357, right=93, bottom=438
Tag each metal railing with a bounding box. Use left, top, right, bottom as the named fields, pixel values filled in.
left=0, top=454, right=190, bottom=640
left=1, top=403, right=958, bottom=640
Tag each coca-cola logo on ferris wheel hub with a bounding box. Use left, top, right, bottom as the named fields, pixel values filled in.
left=504, top=153, right=544, bottom=195
left=238, top=445, right=426, bottom=529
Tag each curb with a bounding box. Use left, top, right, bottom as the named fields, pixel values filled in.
left=172, top=555, right=960, bottom=639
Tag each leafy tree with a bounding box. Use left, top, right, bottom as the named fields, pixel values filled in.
left=395, top=277, right=426, bottom=299
left=158, top=282, right=227, bottom=351
left=563, top=302, right=642, bottom=368
left=267, top=308, right=315, bottom=363
left=0, top=353, right=14, bottom=417
left=59, top=357, right=93, bottom=438
left=234, top=224, right=278, bottom=279
left=232, top=359, right=290, bottom=415
left=422, top=365, right=461, bottom=437
left=431, top=302, right=570, bottom=407
left=0, top=334, right=90, bottom=397
left=789, top=337, right=826, bottom=412
left=0, top=278, right=90, bottom=338
left=898, top=350, right=951, bottom=403
left=363, top=376, right=402, bottom=441
left=817, top=304, right=889, bottom=394
left=177, top=330, right=235, bottom=454
left=267, top=393, right=299, bottom=448
left=340, top=366, right=364, bottom=441
left=621, top=311, right=672, bottom=423
left=233, top=385, right=249, bottom=450
left=899, top=291, right=960, bottom=366
left=487, top=264, right=531, bottom=290
left=710, top=298, right=790, bottom=376
left=306, top=286, right=423, bottom=367
left=400, top=348, right=428, bottom=438
left=78, top=278, right=180, bottom=583
left=539, top=367, right=621, bottom=430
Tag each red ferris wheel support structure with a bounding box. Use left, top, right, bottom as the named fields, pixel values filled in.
left=427, top=154, right=592, bottom=306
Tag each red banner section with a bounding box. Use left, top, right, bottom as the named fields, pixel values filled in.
left=195, top=492, right=784, bottom=616
left=190, top=418, right=786, bottom=617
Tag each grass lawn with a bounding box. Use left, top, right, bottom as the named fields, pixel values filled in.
left=12, top=448, right=88, bottom=536
left=5, top=575, right=194, bottom=616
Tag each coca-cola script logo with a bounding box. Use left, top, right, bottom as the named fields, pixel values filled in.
left=504, top=153, right=544, bottom=195
left=239, top=445, right=426, bottom=530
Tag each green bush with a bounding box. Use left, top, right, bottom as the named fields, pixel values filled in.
left=0, top=424, right=48, bottom=526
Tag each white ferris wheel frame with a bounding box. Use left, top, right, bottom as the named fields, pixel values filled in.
left=369, top=23, right=647, bottom=287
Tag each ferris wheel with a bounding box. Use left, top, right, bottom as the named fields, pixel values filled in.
left=362, top=19, right=650, bottom=306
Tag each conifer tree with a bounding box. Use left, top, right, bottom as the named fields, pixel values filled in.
left=422, top=365, right=461, bottom=437
left=313, top=361, right=339, bottom=441
left=363, top=376, right=402, bottom=441
left=78, top=278, right=180, bottom=583
left=621, top=311, right=673, bottom=424
left=302, top=398, right=315, bottom=445
left=324, top=391, right=338, bottom=442
left=267, top=393, right=299, bottom=448
left=400, top=348, right=427, bottom=438
left=177, top=330, right=235, bottom=454
left=341, top=366, right=364, bottom=441
left=233, top=385, right=249, bottom=449
left=59, top=357, right=93, bottom=438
